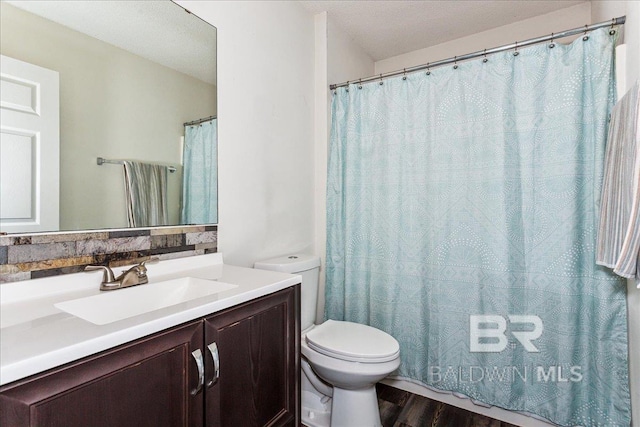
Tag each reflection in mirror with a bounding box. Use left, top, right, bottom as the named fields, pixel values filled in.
left=182, top=116, right=218, bottom=225
left=0, top=0, right=217, bottom=234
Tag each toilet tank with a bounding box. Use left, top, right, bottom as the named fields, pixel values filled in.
left=254, top=254, right=320, bottom=331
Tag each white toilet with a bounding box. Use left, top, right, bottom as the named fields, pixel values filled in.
left=254, top=254, right=400, bottom=427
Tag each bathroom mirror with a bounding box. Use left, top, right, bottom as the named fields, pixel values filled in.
left=0, top=0, right=217, bottom=234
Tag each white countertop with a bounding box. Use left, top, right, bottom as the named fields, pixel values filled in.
left=0, top=253, right=300, bottom=386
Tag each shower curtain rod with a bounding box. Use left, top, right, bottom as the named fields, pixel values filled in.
left=183, top=115, right=216, bottom=126
left=96, top=157, right=177, bottom=173
left=329, top=16, right=626, bottom=90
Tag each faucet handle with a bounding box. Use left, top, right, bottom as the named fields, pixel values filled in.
left=135, top=257, right=159, bottom=276
left=139, top=257, right=160, bottom=268
left=129, top=257, right=159, bottom=279
left=85, top=265, right=117, bottom=284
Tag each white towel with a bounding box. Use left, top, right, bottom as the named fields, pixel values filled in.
left=596, top=81, right=640, bottom=285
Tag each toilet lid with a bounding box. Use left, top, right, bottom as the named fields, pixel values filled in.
left=305, top=320, right=400, bottom=363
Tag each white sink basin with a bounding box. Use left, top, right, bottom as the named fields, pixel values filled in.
left=55, top=277, right=238, bottom=325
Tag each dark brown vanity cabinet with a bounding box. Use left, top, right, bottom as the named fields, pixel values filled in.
left=205, top=286, right=300, bottom=427
left=0, top=285, right=300, bottom=427
left=0, top=320, right=204, bottom=427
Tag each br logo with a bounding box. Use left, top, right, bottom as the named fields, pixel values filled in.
left=469, top=315, right=543, bottom=353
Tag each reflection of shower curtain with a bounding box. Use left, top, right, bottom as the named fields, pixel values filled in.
left=181, top=119, right=217, bottom=224
left=325, top=28, right=630, bottom=426
left=123, top=161, right=168, bottom=227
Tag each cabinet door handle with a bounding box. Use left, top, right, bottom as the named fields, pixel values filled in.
left=206, top=342, right=219, bottom=387
left=191, top=349, right=205, bottom=395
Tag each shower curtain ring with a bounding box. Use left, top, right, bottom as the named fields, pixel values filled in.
left=513, top=41, right=519, bottom=56
left=426, top=63, right=431, bottom=75
left=483, top=49, right=488, bottom=63
left=583, top=25, right=589, bottom=41
left=358, top=79, right=363, bottom=89
left=402, top=68, right=407, bottom=80
left=609, top=18, right=616, bottom=35
left=379, top=74, right=384, bottom=85
left=345, top=80, right=349, bottom=92
left=453, top=56, right=458, bottom=69
left=549, top=33, right=555, bottom=48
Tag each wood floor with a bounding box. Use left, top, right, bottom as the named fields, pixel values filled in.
left=376, top=383, right=520, bottom=427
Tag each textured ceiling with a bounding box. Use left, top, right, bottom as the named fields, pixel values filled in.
left=5, top=1, right=217, bottom=85
left=301, top=0, right=587, bottom=61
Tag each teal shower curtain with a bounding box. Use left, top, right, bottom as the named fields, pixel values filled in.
left=181, top=119, right=217, bottom=224
left=325, top=28, right=630, bottom=426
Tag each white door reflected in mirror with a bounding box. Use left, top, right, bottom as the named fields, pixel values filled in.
left=0, top=55, right=59, bottom=233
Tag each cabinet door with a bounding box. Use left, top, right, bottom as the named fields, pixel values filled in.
left=204, top=286, right=300, bottom=427
left=0, top=321, right=203, bottom=427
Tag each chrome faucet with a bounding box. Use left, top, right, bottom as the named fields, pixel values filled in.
left=85, top=258, right=159, bottom=291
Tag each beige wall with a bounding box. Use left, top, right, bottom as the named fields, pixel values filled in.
left=0, top=3, right=217, bottom=231
left=327, top=19, right=376, bottom=87
left=375, top=3, right=591, bottom=75
left=176, top=1, right=316, bottom=269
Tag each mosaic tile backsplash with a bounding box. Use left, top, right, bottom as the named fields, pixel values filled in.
left=0, top=225, right=217, bottom=283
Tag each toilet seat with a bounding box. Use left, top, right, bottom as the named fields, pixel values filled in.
left=305, top=320, right=400, bottom=363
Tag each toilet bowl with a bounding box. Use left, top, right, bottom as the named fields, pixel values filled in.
left=302, top=321, right=400, bottom=426
left=254, top=254, right=401, bottom=427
